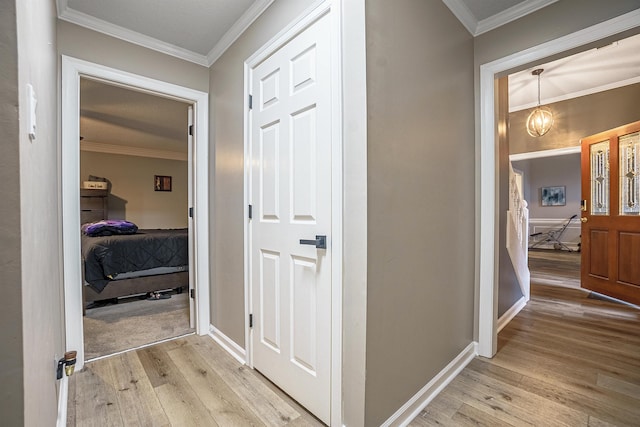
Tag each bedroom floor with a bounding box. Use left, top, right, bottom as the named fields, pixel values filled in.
left=83, top=291, right=194, bottom=360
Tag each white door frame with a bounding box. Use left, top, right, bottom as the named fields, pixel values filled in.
left=242, top=1, right=343, bottom=425
left=61, top=56, right=210, bottom=369
left=477, top=10, right=640, bottom=357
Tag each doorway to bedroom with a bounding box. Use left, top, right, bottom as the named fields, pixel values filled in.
left=79, top=78, right=194, bottom=360
left=62, top=56, right=211, bottom=370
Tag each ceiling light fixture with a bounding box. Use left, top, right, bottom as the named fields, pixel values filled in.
left=526, top=68, right=554, bottom=137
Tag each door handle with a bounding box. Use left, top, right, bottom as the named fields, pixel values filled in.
left=581, top=217, right=588, bottom=223
left=300, top=235, right=327, bottom=249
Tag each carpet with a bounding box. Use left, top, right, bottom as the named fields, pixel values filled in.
left=83, top=292, right=194, bottom=360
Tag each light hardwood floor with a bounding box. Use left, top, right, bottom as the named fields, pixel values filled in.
left=69, top=250, right=639, bottom=426
left=67, top=335, right=323, bottom=426
left=410, top=250, right=640, bottom=426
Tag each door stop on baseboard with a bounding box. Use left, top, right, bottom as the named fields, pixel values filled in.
left=56, top=351, right=77, bottom=380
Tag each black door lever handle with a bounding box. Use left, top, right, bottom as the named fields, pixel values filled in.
left=300, top=235, right=327, bottom=249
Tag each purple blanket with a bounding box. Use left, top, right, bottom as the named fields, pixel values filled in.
left=82, top=220, right=138, bottom=237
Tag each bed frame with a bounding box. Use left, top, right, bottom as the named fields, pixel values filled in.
left=83, top=271, right=189, bottom=309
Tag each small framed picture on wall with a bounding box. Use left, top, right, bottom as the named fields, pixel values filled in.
left=154, top=175, right=172, bottom=192
left=541, top=186, right=565, bottom=206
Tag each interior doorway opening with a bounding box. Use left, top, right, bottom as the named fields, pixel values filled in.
left=61, top=56, right=210, bottom=370
left=78, top=77, right=195, bottom=360
left=511, top=151, right=582, bottom=290
left=478, top=10, right=640, bottom=358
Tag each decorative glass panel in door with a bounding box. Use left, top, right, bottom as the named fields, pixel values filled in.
left=590, top=140, right=610, bottom=215
left=619, top=131, right=640, bottom=216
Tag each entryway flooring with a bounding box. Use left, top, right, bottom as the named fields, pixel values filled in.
left=410, top=249, right=640, bottom=426
left=528, top=248, right=581, bottom=288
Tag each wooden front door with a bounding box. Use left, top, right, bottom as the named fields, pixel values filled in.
left=581, top=120, right=640, bottom=305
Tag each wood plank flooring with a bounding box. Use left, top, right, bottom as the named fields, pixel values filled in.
left=70, top=250, right=640, bottom=426
left=67, top=335, right=323, bottom=426
left=528, top=249, right=581, bottom=288
left=410, top=250, right=640, bottom=427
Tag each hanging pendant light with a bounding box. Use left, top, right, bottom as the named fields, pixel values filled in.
left=526, top=68, right=554, bottom=137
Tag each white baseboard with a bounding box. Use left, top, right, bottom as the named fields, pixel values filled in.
left=56, top=376, right=68, bottom=427
left=381, top=341, right=478, bottom=427
left=209, top=325, right=246, bottom=365
left=497, top=296, right=528, bottom=333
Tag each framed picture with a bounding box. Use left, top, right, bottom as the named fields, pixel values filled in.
left=541, top=186, right=565, bottom=206
left=154, top=175, right=172, bottom=192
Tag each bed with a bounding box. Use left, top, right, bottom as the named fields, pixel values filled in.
left=81, top=228, right=189, bottom=309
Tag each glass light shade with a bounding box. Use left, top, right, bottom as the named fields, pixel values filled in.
left=526, top=107, right=554, bottom=137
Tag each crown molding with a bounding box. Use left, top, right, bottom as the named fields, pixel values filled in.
left=509, top=146, right=580, bottom=161
left=56, top=0, right=65, bottom=17
left=443, top=0, right=558, bottom=36
left=57, top=0, right=208, bottom=66
left=475, top=0, right=559, bottom=36
left=206, top=0, right=275, bottom=66
left=441, top=0, right=477, bottom=35
left=57, top=0, right=274, bottom=68
left=80, top=140, right=188, bottom=161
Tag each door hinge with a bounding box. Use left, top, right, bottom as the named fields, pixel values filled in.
left=249, top=314, right=253, bottom=328
left=190, top=289, right=195, bottom=299
left=188, top=124, right=193, bottom=136
left=189, top=207, right=194, bottom=218
left=248, top=204, right=252, bottom=219
left=248, top=94, right=253, bottom=110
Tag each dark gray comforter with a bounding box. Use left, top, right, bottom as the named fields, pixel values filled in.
left=82, top=228, right=188, bottom=292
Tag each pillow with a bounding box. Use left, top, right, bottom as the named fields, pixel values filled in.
left=82, top=220, right=138, bottom=237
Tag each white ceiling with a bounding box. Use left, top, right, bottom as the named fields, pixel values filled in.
left=509, top=33, right=640, bottom=111
left=80, top=78, right=190, bottom=159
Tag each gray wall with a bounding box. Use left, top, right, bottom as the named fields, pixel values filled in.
left=15, top=0, right=65, bottom=424
left=0, top=0, right=24, bottom=424
left=510, top=83, right=640, bottom=154
left=80, top=152, right=189, bottom=229
left=364, top=1, right=475, bottom=425
left=513, top=154, right=581, bottom=220
left=208, top=0, right=315, bottom=348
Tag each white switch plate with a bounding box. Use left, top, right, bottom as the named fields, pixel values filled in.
left=27, top=83, right=37, bottom=140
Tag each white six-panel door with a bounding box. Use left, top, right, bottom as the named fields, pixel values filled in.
left=249, top=12, right=332, bottom=424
